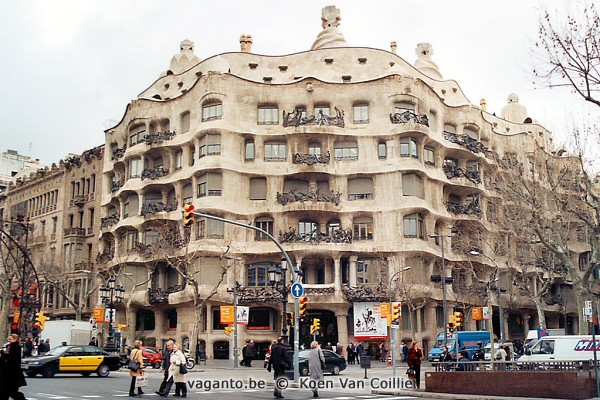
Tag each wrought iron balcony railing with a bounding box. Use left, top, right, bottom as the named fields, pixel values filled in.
left=292, top=151, right=331, bottom=165
left=443, top=131, right=488, bottom=154
left=276, top=188, right=341, bottom=206
left=112, top=147, right=126, bottom=161
left=342, top=284, right=390, bottom=302
left=444, top=200, right=482, bottom=218
left=390, top=110, right=429, bottom=126
left=143, top=130, right=176, bottom=145
left=64, top=227, right=86, bottom=237
left=110, top=179, right=124, bottom=192
left=141, top=167, right=169, bottom=181
left=279, top=227, right=352, bottom=244
left=442, top=164, right=481, bottom=184
left=148, top=285, right=184, bottom=304
left=140, top=201, right=178, bottom=217
left=101, top=214, right=120, bottom=228
left=283, top=107, right=345, bottom=128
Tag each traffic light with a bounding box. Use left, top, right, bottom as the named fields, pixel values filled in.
left=454, top=312, right=463, bottom=328
left=447, top=314, right=455, bottom=332
left=391, top=302, right=402, bottom=323
left=299, top=296, right=308, bottom=317
left=225, top=326, right=235, bottom=336
left=183, top=203, right=195, bottom=227
left=286, top=312, right=294, bottom=326
left=118, top=324, right=128, bottom=331
left=35, top=311, right=50, bottom=331
left=313, top=318, right=321, bottom=331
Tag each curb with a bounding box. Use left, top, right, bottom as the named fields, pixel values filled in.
left=373, top=389, right=561, bottom=400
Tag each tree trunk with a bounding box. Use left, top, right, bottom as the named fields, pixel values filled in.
left=0, top=292, right=10, bottom=338
left=190, top=298, right=202, bottom=360
left=126, top=302, right=136, bottom=348
left=75, top=308, right=82, bottom=321
left=532, top=298, right=547, bottom=331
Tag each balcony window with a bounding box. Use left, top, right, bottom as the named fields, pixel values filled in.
left=378, top=143, right=387, bottom=159
left=353, top=217, right=373, bottom=240
left=443, top=158, right=458, bottom=169
left=357, top=259, right=369, bottom=284
left=196, top=218, right=224, bottom=239
left=175, top=151, right=183, bottom=170
left=181, top=111, right=191, bottom=133
left=334, top=141, right=358, bottom=161
left=130, top=127, right=145, bottom=146
left=197, top=172, right=222, bottom=197
left=308, top=142, right=322, bottom=155
left=199, top=134, right=221, bottom=157
left=348, top=177, right=374, bottom=200
left=264, top=142, right=287, bottom=161
left=327, top=220, right=341, bottom=235
left=249, top=177, right=267, bottom=200
left=255, top=216, right=274, bottom=241
left=123, top=231, right=139, bottom=251
left=353, top=104, right=369, bottom=124
left=403, top=213, right=424, bottom=238
left=202, top=103, right=222, bottom=122
left=247, top=263, right=282, bottom=287
left=315, top=105, right=330, bottom=117
left=466, top=160, right=479, bottom=172
left=129, top=158, right=142, bottom=178
left=402, top=173, right=424, bottom=198
left=245, top=140, right=255, bottom=161
left=145, top=230, right=159, bottom=245
left=299, top=220, right=318, bottom=235
left=400, top=137, right=418, bottom=158
left=258, top=106, right=279, bottom=125
left=424, top=146, right=435, bottom=166
left=395, top=102, right=415, bottom=114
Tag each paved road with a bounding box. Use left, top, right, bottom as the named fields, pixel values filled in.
left=18, top=367, right=432, bottom=400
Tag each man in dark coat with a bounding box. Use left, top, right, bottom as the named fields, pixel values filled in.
left=244, top=340, right=255, bottom=367
left=156, top=340, right=173, bottom=394
left=0, top=334, right=27, bottom=400
left=267, top=337, right=287, bottom=399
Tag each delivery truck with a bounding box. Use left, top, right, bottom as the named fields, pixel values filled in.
left=428, top=331, right=491, bottom=361
left=39, top=320, right=92, bottom=349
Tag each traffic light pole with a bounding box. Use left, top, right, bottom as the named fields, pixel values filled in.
left=191, top=212, right=301, bottom=382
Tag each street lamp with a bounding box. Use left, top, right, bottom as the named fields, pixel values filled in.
left=268, top=258, right=291, bottom=344
left=429, top=233, right=455, bottom=347
left=389, top=266, right=411, bottom=377
left=99, top=276, right=125, bottom=351
left=469, top=250, right=505, bottom=341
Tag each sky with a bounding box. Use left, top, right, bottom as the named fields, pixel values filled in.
left=0, top=0, right=592, bottom=166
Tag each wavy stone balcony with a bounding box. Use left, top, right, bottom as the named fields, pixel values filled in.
left=237, top=286, right=283, bottom=305
left=101, top=214, right=120, bottom=228
left=444, top=200, right=482, bottom=218
left=279, top=227, right=352, bottom=244
left=96, top=249, right=114, bottom=264
left=283, top=108, right=345, bottom=128
left=443, top=131, right=488, bottom=155
left=141, top=167, right=169, bottom=181
left=389, top=110, right=429, bottom=126
left=276, top=188, right=341, bottom=206
left=443, top=165, right=481, bottom=184
left=144, top=130, right=176, bottom=145
left=292, top=152, right=331, bottom=165
left=342, top=284, right=390, bottom=302
left=148, top=285, right=184, bottom=304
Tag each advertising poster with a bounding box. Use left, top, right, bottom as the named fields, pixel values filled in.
left=353, top=302, right=388, bottom=340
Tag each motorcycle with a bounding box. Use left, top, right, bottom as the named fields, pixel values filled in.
left=183, top=349, right=195, bottom=369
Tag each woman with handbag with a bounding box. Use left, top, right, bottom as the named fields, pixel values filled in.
left=406, top=341, right=423, bottom=390
left=128, top=340, right=145, bottom=396
left=170, top=343, right=188, bottom=397
left=0, top=334, right=27, bottom=400
left=308, top=341, right=325, bottom=398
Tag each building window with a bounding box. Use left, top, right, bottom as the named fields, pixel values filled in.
left=255, top=217, right=274, bottom=241
left=334, top=141, right=358, bottom=161
left=436, top=306, right=444, bottom=328
left=353, top=104, right=369, bottom=124
left=308, top=142, right=322, bottom=155
left=196, top=218, right=224, bottom=239
left=130, top=126, right=145, bottom=146
left=249, top=177, right=267, bottom=200
left=258, top=106, right=279, bottom=125
left=402, top=173, right=424, bottom=198
left=357, top=259, right=369, bottom=284
left=247, top=264, right=269, bottom=287
left=348, top=177, right=374, bottom=200
left=202, top=103, right=222, bottom=122
left=145, top=230, right=159, bottom=245
left=299, top=220, right=318, bottom=235
left=353, top=217, right=373, bottom=240
left=400, top=137, right=419, bottom=158
left=52, top=217, right=57, bottom=234
left=424, top=146, right=435, bottom=166
left=124, top=231, right=139, bottom=251
left=175, top=151, right=183, bottom=170
left=315, top=105, right=330, bottom=117
left=327, top=220, right=341, bottom=235
left=196, top=172, right=222, bottom=197
left=466, top=160, right=479, bottom=172
left=403, top=213, right=424, bottom=238
left=245, top=140, right=255, bottom=161
left=395, top=102, right=415, bottom=114
left=264, top=142, right=287, bottom=161
left=181, top=111, right=191, bottom=133
left=378, top=143, right=387, bottom=159
left=129, top=158, right=142, bottom=178
left=199, top=134, right=221, bottom=157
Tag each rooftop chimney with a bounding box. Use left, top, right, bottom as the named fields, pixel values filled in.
left=240, top=34, right=253, bottom=53
left=390, top=41, right=397, bottom=54
left=480, top=98, right=487, bottom=111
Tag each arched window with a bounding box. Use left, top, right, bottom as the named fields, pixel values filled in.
left=202, top=103, right=222, bottom=122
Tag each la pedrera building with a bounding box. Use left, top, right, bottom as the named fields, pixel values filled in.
left=99, top=6, right=582, bottom=358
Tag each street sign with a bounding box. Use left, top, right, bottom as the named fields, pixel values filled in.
left=291, top=282, right=304, bottom=298
left=13, top=311, right=20, bottom=323
left=237, top=306, right=249, bottom=325
left=220, top=306, right=234, bottom=324
left=93, top=307, right=105, bottom=323
left=472, top=307, right=483, bottom=321
left=104, top=308, right=115, bottom=323
left=482, top=306, right=491, bottom=320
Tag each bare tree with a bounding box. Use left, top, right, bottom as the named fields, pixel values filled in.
left=0, top=239, right=21, bottom=336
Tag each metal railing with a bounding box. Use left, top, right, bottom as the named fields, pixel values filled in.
left=432, top=359, right=599, bottom=372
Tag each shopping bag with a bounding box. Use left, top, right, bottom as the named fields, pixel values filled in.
left=135, top=372, right=149, bottom=388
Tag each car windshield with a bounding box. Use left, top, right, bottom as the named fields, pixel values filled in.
left=45, top=346, right=69, bottom=356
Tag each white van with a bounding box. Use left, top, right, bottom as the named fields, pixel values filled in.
left=520, top=335, right=600, bottom=362
left=484, top=342, right=515, bottom=361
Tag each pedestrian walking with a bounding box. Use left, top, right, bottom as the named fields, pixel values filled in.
left=380, top=343, right=387, bottom=362
left=0, top=334, right=27, bottom=400
left=23, top=338, right=33, bottom=358
left=308, top=341, right=325, bottom=398
left=346, top=343, right=355, bottom=365
left=128, top=340, right=145, bottom=397
left=402, top=342, right=409, bottom=362
left=89, top=337, right=99, bottom=347
left=335, top=342, right=342, bottom=356
left=441, top=346, right=453, bottom=371
left=407, top=341, right=423, bottom=390
left=267, top=337, right=287, bottom=399
left=156, top=343, right=187, bottom=397
left=243, top=340, right=255, bottom=367
left=155, top=340, right=173, bottom=395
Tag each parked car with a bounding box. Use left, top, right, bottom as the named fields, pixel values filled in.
left=21, top=345, right=121, bottom=378
left=297, top=349, right=347, bottom=376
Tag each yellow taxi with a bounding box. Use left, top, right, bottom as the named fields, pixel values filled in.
left=21, top=345, right=121, bottom=378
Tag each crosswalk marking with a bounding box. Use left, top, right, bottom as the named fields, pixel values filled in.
left=81, top=396, right=102, bottom=398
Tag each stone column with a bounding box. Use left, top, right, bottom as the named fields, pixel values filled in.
left=324, top=257, right=332, bottom=284
left=334, top=258, right=341, bottom=292
left=337, top=311, right=349, bottom=349
left=349, top=256, right=358, bottom=286
left=154, top=307, right=166, bottom=336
